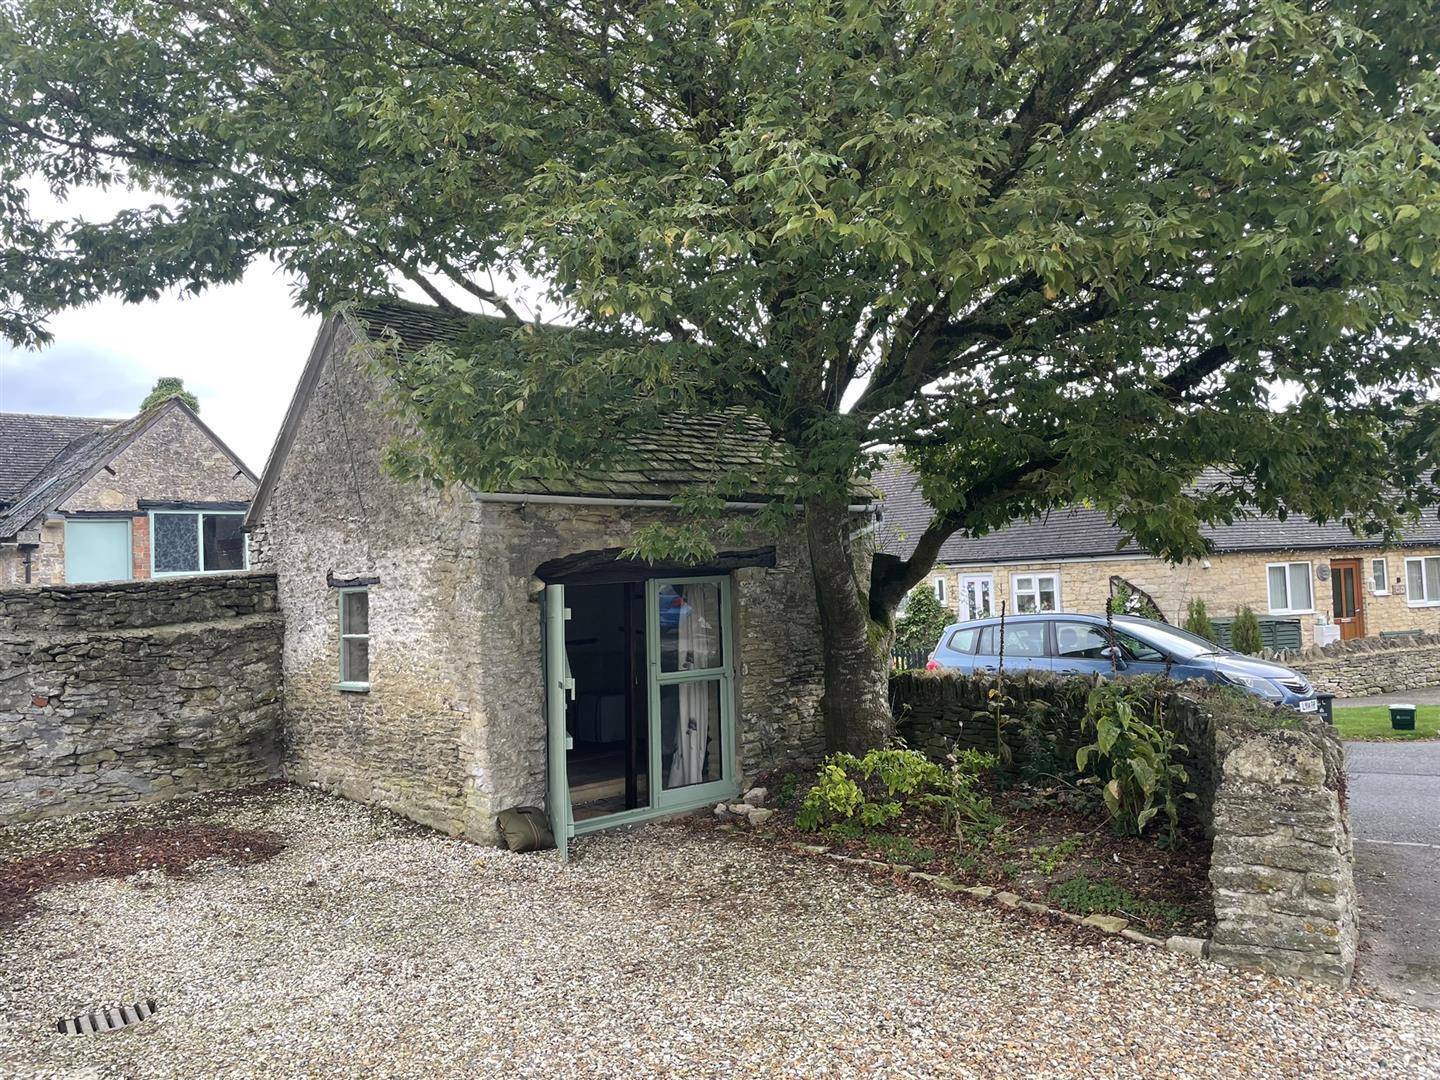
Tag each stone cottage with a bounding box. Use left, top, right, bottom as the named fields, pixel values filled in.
left=0, top=401, right=258, bottom=587
left=245, top=300, right=857, bottom=854
left=878, top=461, right=1440, bottom=650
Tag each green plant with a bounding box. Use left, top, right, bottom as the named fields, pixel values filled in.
left=1046, top=875, right=1185, bottom=928
left=866, top=833, right=938, bottom=866
left=1029, top=836, right=1084, bottom=876
left=894, top=585, right=958, bottom=654
left=1230, top=605, right=1265, bottom=655
left=774, top=772, right=800, bottom=807
left=794, top=747, right=945, bottom=831
left=928, top=748, right=1003, bottom=836
left=1107, top=581, right=1162, bottom=622
left=1183, top=598, right=1217, bottom=643
left=1076, top=682, right=1194, bottom=843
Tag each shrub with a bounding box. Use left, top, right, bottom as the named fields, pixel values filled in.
left=1182, top=597, right=1217, bottom=642
left=794, top=745, right=999, bottom=833
left=795, top=747, right=944, bottom=830
left=1107, top=580, right=1162, bottom=621
left=1076, top=681, right=1193, bottom=844
left=1230, top=604, right=1264, bottom=655
left=894, top=585, right=958, bottom=653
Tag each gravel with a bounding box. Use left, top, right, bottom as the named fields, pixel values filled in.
left=2, top=785, right=1437, bottom=1079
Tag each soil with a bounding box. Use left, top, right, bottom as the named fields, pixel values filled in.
left=727, top=766, right=1213, bottom=937
left=0, top=820, right=286, bottom=926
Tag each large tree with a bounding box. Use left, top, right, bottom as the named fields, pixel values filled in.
left=3, top=1, right=1439, bottom=750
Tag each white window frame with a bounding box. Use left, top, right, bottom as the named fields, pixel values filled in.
left=148, top=509, right=250, bottom=577
left=1405, top=556, right=1440, bottom=608
left=337, top=587, right=371, bottom=691
left=1266, top=560, right=1315, bottom=615
left=1371, top=557, right=1389, bottom=595
left=931, top=575, right=947, bottom=605
left=1011, top=572, right=1061, bottom=614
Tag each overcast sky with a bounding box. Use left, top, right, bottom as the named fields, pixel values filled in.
left=0, top=179, right=326, bottom=473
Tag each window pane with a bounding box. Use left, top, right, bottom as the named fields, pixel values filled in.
left=658, top=583, right=723, bottom=672
left=1267, top=565, right=1288, bottom=610
left=1053, top=622, right=1110, bottom=659
left=1289, top=564, right=1312, bottom=611
left=1003, top=624, right=1047, bottom=658
left=1113, top=630, right=1166, bottom=663
left=1372, top=560, right=1386, bottom=591
left=342, top=591, right=369, bottom=634
left=202, top=514, right=246, bottom=571
left=660, top=679, right=722, bottom=790
left=1038, top=577, right=1058, bottom=611
left=976, top=626, right=996, bottom=654
left=946, top=628, right=979, bottom=653
left=932, top=577, right=946, bottom=603
left=342, top=636, right=369, bottom=683
left=153, top=513, right=199, bottom=572
left=1426, top=558, right=1440, bottom=603
left=1408, top=559, right=1426, bottom=600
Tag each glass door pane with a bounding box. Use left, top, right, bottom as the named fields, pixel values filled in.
left=647, top=576, right=736, bottom=810
left=660, top=679, right=723, bottom=790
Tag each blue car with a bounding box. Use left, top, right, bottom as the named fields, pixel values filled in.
left=927, top=612, right=1321, bottom=713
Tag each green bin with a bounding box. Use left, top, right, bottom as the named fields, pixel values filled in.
left=1390, top=703, right=1417, bottom=731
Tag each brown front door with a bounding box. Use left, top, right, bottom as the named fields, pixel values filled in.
left=1330, top=559, right=1366, bottom=640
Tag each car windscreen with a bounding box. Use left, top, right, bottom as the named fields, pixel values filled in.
left=1115, top=620, right=1225, bottom=660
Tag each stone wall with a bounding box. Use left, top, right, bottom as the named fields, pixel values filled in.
left=1271, top=632, right=1440, bottom=697
left=1208, top=722, right=1357, bottom=987
left=0, top=573, right=283, bottom=822
left=891, top=671, right=1357, bottom=987
left=931, top=546, right=1440, bottom=650
left=254, top=319, right=831, bottom=843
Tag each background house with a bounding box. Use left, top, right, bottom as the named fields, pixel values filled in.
left=877, top=461, right=1440, bottom=650
left=244, top=300, right=851, bottom=851
left=0, top=400, right=257, bottom=586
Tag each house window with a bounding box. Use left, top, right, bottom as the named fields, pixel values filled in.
left=932, top=576, right=947, bottom=604
left=1372, top=558, right=1389, bottom=595
left=338, top=589, right=371, bottom=689
left=1012, top=573, right=1060, bottom=614
left=1405, top=557, right=1440, bottom=607
left=1266, top=561, right=1314, bottom=614
left=150, top=511, right=247, bottom=575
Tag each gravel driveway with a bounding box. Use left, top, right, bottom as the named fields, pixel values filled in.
left=2, top=786, right=1438, bottom=1079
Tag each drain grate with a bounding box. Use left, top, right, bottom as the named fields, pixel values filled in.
left=57, top=999, right=158, bottom=1035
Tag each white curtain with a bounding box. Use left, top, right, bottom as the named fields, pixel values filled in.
left=668, top=585, right=720, bottom=787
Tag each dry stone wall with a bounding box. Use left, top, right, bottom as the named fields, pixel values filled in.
left=1271, top=632, right=1440, bottom=697
left=0, top=573, right=283, bottom=822
left=891, top=671, right=1357, bottom=987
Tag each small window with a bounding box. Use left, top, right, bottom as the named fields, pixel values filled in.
left=339, top=589, right=371, bottom=689
left=151, top=511, right=247, bottom=575
left=1012, top=573, right=1060, bottom=614
left=932, top=576, right=947, bottom=605
left=1371, top=558, right=1389, bottom=595
left=946, top=627, right=980, bottom=654
left=1405, top=557, right=1440, bottom=607
left=1266, top=561, right=1314, bottom=614
left=1112, top=629, right=1167, bottom=664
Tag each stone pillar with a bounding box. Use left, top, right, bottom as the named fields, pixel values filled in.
left=1208, top=726, right=1357, bottom=987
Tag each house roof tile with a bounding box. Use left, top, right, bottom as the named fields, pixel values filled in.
left=874, top=459, right=1440, bottom=564
left=0, top=413, right=116, bottom=503
left=347, top=300, right=797, bottom=503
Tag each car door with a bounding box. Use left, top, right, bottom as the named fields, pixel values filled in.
left=973, top=621, right=1052, bottom=674
left=1109, top=626, right=1179, bottom=678
left=1050, top=620, right=1115, bottom=676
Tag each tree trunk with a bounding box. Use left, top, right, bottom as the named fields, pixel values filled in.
left=804, top=497, right=894, bottom=753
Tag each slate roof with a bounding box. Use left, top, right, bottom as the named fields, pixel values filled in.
left=345, top=300, right=792, bottom=502
left=875, top=460, right=1440, bottom=565
left=0, top=413, right=116, bottom=503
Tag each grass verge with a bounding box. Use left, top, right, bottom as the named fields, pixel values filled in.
left=1330, top=705, right=1440, bottom=741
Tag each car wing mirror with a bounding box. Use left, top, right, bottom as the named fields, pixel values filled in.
left=1103, top=646, right=1128, bottom=669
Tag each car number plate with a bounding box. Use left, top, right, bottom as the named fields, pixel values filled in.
left=1297, top=699, right=1319, bottom=713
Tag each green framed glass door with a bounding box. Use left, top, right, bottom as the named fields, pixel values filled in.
left=545, top=583, right=574, bottom=862
left=646, top=576, right=736, bottom=812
